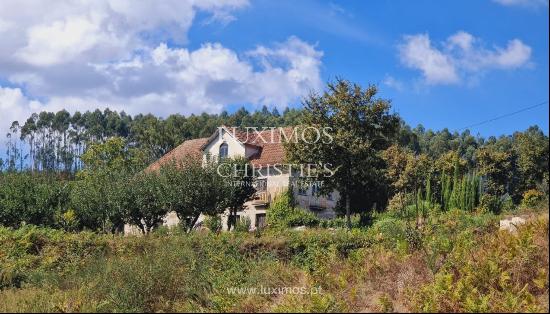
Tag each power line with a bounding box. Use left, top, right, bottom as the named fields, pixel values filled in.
left=458, top=100, right=548, bottom=131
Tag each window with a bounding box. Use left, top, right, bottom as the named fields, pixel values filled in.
left=219, top=142, right=228, bottom=159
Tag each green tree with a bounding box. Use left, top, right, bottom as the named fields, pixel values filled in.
left=71, top=137, right=143, bottom=232
left=475, top=146, right=511, bottom=196
left=513, top=126, right=549, bottom=193
left=219, top=157, right=256, bottom=231
left=160, top=159, right=228, bottom=232
left=125, top=171, right=168, bottom=234
left=286, top=79, right=400, bottom=228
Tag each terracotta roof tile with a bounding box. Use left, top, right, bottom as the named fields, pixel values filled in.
left=248, top=127, right=293, bottom=167
left=146, top=137, right=208, bottom=172
left=147, top=127, right=296, bottom=170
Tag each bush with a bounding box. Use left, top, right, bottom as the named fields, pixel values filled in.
left=479, top=194, right=501, bottom=214
left=285, top=209, right=320, bottom=228
left=203, top=215, right=222, bottom=232
left=412, top=216, right=548, bottom=312
left=234, top=216, right=251, bottom=232
left=499, top=194, right=516, bottom=212
left=267, top=191, right=319, bottom=229
left=0, top=210, right=547, bottom=312
left=521, top=189, right=545, bottom=209
left=386, top=192, right=413, bottom=213
left=366, top=216, right=407, bottom=250
left=319, top=215, right=361, bottom=229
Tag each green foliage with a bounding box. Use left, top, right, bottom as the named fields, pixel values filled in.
left=0, top=172, right=70, bottom=229
left=440, top=167, right=481, bottom=212
left=413, top=216, right=548, bottom=312
left=475, top=146, right=512, bottom=196
left=125, top=171, right=168, bottom=233
left=234, top=216, right=251, bottom=233
left=521, top=189, right=545, bottom=209
left=0, top=208, right=547, bottom=312
left=284, top=210, right=320, bottom=228
left=218, top=157, right=256, bottom=231
left=514, top=126, right=549, bottom=192
left=70, top=168, right=128, bottom=232
left=500, top=194, right=516, bottom=212
left=286, top=79, right=400, bottom=227
left=319, top=215, right=361, bottom=229
left=203, top=215, right=222, bottom=232
left=160, top=159, right=228, bottom=232
left=479, top=194, right=502, bottom=214
left=267, top=190, right=320, bottom=229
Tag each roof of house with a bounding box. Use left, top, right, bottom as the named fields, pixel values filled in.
left=248, top=128, right=292, bottom=167
left=146, top=137, right=209, bottom=172
left=146, top=127, right=294, bottom=171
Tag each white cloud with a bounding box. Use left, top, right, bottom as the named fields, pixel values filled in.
left=1, top=36, right=323, bottom=132
left=17, top=15, right=108, bottom=66
left=382, top=75, right=404, bottom=91
left=489, top=39, right=532, bottom=68
left=0, top=87, right=43, bottom=132
left=0, top=0, right=325, bottom=140
left=399, top=34, right=458, bottom=84
left=398, top=31, right=532, bottom=85
left=493, top=0, right=549, bottom=8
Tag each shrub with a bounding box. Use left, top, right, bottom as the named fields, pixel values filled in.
left=319, top=215, right=361, bottom=229
left=500, top=194, right=516, bottom=212
left=521, top=189, right=545, bottom=209
left=285, top=209, right=320, bottom=228
left=479, top=194, right=501, bottom=214
left=203, top=215, right=222, bottom=232
left=412, top=216, right=549, bottom=312
left=366, top=216, right=407, bottom=250
left=267, top=190, right=319, bottom=229
left=234, top=216, right=251, bottom=232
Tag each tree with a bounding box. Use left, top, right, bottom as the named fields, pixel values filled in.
left=383, top=145, right=431, bottom=196
left=286, top=79, right=400, bottom=228
left=160, top=158, right=228, bottom=232
left=513, top=126, right=549, bottom=192
left=383, top=145, right=433, bottom=224
left=70, top=168, right=128, bottom=232
left=219, top=157, right=256, bottom=231
left=0, top=172, right=69, bottom=228
left=125, top=171, right=168, bottom=234
left=475, top=146, right=511, bottom=196
left=71, top=137, right=144, bottom=232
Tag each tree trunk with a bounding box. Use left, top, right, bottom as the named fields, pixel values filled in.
left=227, top=208, right=237, bottom=231
left=187, top=214, right=201, bottom=233
left=345, top=195, right=351, bottom=230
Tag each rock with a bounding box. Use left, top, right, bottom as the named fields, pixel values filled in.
left=499, top=216, right=526, bottom=233
left=292, top=226, right=307, bottom=231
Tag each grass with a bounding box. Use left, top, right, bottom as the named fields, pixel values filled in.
left=0, top=208, right=548, bottom=313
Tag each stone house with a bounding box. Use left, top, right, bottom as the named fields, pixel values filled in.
left=125, top=126, right=338, bottom=234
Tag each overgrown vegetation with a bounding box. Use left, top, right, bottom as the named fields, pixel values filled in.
left=0, top=206, right=547, bottom=312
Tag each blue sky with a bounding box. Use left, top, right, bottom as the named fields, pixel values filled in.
left=0, top=0, right=548, bottom=138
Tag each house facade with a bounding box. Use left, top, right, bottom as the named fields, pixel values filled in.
left=124, top=126, right=338, bottom=234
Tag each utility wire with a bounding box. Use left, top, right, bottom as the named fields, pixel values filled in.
left=458, top=100, right=548, bottom=131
